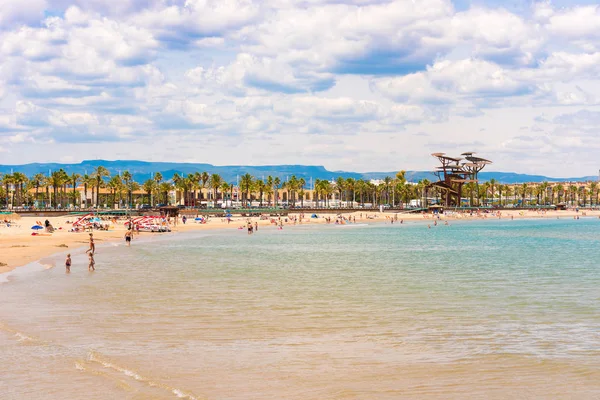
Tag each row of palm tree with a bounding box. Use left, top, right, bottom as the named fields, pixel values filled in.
left=1, top=167, right=599, bottom=209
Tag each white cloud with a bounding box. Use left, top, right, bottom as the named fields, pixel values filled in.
left=0, top=0, right=47, bottom=28
left=0, top=0, right=600, bottom=176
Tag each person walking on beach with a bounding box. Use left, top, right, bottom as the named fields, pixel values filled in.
left=65, top=254, right=71, bottom=273
left=124, top=229, right=132, bottom=246
left=255, top=222, right=258, bottom=232
left=88, top=253, right=95, bottom=271
left=86, top=233, right=95, bottom=254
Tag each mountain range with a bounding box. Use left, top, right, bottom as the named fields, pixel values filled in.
left=0, top=160, right=596, bottom=184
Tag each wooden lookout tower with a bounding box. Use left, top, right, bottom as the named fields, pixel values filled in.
left=430, top=152, right=492, bottom=207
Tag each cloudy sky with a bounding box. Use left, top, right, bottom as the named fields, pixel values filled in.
left=0, top=0, right=599, bottom=176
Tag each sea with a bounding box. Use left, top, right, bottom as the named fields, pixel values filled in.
left=1, top=218, right=599, bottom=399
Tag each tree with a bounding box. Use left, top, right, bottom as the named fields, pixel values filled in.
left=93, top=166, right=110, bottom=209
left=159, top=182, right=173, bottom=205
left=70, top=173, right=81, bottom=207
left=200, top=172, right=209, bottom=202
left=220, top=182, right=230, bottom=207
left=107, top=175, right=123, bottom=207
left=299, top=177, right=306, bottom=207
left=209, top=174, right=222, bottom=207
left=273, top=177, right=281, bottom=207
left=143, top=179, right=156, bottom=206
left=335, top=176, right=346, bottom=207
left=240, top=173, right=254, bottom=206
left=265, top=176, right=274, bottom=206
left=488, top=178, right=496, bottom=205
left=287, top=175, right=299, bottom=207
left=2, top=173, right=14, bottom=208
left=121, top=171, right=133, bottom=209
left=346, top=178, right=356, bottom=207
left=520, top=183, right=528, bottom=206
left=589, top=181, right=598, bottom=207
left=255, top=179, right=267, bottom=207
left=383, top=176, right=393, bottom=205
left=30, top=173, right=46, bottom=208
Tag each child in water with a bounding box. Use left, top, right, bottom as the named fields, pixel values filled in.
left=88, top=253, right=95, bottom=271
left=65, top=254, right=71, bottom=273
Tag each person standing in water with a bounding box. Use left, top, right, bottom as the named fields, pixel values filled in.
left=65, top=254, right=71, bottom=273
left=124, top=229, right=132, bottom=246
left=85, top=233, right=95, bottom=254
left=88, top=253, right=95, bottom=271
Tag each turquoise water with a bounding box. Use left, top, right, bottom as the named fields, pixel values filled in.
left=1, top=218, right=600, bottom=399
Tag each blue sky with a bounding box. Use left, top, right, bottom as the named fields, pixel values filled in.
left=0, top=0, right=599, bottom=176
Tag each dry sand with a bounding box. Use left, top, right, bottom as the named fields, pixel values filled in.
left=2, top=209, right=597, bottom=275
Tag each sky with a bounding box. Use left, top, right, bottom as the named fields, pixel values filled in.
left=0, top=0, right=599, bottom=177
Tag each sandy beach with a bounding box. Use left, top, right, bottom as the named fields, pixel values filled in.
left=2, top=208, right=599, bottom=275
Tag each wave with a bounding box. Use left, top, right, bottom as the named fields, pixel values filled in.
left=88, top=351, right=201, bottom=399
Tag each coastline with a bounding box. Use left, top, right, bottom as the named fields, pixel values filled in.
left=2, top=209, right=598, bottom=276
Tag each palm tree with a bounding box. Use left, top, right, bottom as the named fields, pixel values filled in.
left=383, top=176, right=393, bottom=205
left=273, top=177, right=281, bottom=207
left=93, top=166, right=110, bottom=209
left=30, top=173, right=46, bottom=208
left=11, top=172, right=28, bottom=207
left=346, top=178, right=356, bottom=207
left=199, top=172, right=209, bottom=203
left=82, top=174, right=93, bottom=208
left=220, top=182, right=230, bottom=207
left=287, top=175, right=299, bottom=207
left=2, top=173, right=14, bottom=208
left=254, top=179, right=266, bottom=207
left=70, top=173, right=81, bottom=208
left=265, top=176, right=274, bottom=206
left=488, top=178, right=496, bottom=206
left=335, top=176, right=346, bottom=207
left=209, top=173, right=222, bottom=207
left=107, top=175, right=123, bottom=207
left=568, top=184, right=577, bottom=206
left=121, top=171, right=133, bottom=209
left=589, top=181, right=598, bottom=207
left=299, top=177, right=306, bottom=207
left=143, top=179, right=156, bottom=206
left=240, top=173, right=253, bottom=206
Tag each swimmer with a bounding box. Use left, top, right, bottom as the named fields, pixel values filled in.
left=65, top=254, right=71, bottom=273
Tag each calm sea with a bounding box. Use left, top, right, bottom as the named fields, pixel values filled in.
left=1, top=218, right=599, bottom=399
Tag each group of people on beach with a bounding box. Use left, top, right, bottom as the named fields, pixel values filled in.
left=64, top=232, right=94, bottom=273
left=64, top=227, right=134, bottom=273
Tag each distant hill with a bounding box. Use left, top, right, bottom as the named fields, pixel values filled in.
left=0, top=160, right=595, bottom=184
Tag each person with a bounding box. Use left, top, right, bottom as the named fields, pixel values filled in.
left=65, top=254, right=71, bottom=273
left=85, top=233, right=95, bottom=254
left=88, top=253, right=95, bottom=271
left=255, top=221, right=258, bottom=232
left=182, top=215, right=187, bottom=224
left=247, top=223, right=253, bottom=235
left=124, top=229, right=132, bottom=246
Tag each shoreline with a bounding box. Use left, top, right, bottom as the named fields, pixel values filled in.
left=2, top=209, right=598, bottom=277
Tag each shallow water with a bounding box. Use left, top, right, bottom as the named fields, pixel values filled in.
left=1, top=218, right=600, bottom=399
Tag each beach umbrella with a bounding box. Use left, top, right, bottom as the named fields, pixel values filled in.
left=31, top=225, right=44, bottom=230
